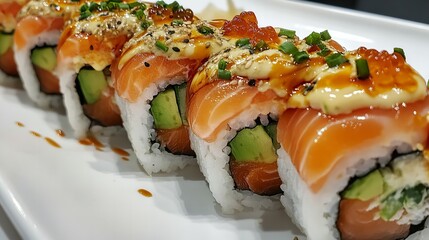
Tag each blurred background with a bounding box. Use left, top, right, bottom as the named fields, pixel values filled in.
left=304, top=0, right=429, bottom=24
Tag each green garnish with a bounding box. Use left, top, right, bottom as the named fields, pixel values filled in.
left=355, top=59, right=370, bottom=79
left=156, top=0, right=167, bottom=8
left=394, top=47, right=406, bottom=60
left=134, top=9, right=145, bottom=20
left=167, top=1, right=181, bottom=11
left=89, top=2, right=100, bottom=11
left=171, top=19, right=184, bottom=26
left=118, top=3, right=129, bottom=9
left=278, top=28, right=296, bottom=38
left=254, top=40, right=269, bottom=52
left=80, top=4, right=89, bottom=12
left=278, top=41, right=298, bottom=55
left=79, top=10, right=91, bottom=20
left=235, top=38, right=250, bottom=48
left=128, top=2, right=141, bottom=8
left=218, top=59, right=227, bottom=70
left=278, top=42, right=309, bottom=64
left=218, top=69, right=232, bottom=80
left=317, top=43, right=331, bottom=56
left=197, top=25, right=214, bottom=35
left=293, top=51, right=310, bottom=64
left=140, top=20, right=151, bottom=30
left=155, top=40, right=169, bottom=52
left=305, top=31, right=321, bottom=45
left=325, top=53, right=348, bottom=67
left=320, top=30, right=331, bottom=41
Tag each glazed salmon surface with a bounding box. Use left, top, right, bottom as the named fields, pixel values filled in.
left=277, top=95, right=429, bottom=193
left=188, top=79, right=286, bottom=142
left=14, top=16, right=64, bottom=50
left=112, top=53, right=200, bottom=102
left=337, top=198, right=410, bottom=240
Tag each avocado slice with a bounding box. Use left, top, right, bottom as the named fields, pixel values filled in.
left=342, top=170, right=384, bottom=201
left=264, top=123, right=280, bottom=149
left=0, top=33, right=13, bottom=55
left=150, top=88, right=182, bottom=129
left=174, top=83, right=187, bottom=125
left=77, top=69, right=108, bottom=104
left=30, top=47, right=57, bottom=71
left=229, top=125, right=277, bottom=163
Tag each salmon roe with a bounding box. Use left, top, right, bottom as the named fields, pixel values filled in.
left=222, top=11, right=279, bottom=45
left=148, top=3, right=194, bottom=24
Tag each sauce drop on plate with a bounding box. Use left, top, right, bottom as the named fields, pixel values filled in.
left=45, top=137, right=61, bottom=148
left=111, top=147, right=130, bottom=157
left=55, top=129, right=65, bottom=137
left=138, top=189, right=152, bottom=198
left=16, top=122, right=24, bottom=127
left=78, top=135, right=104, bottom=148
left=121, top=157, right=129, bottom=161
left=30, top=131, right=41, bottom=137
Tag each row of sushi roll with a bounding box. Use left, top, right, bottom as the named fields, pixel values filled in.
left=2, top=0, right=429, bottom=239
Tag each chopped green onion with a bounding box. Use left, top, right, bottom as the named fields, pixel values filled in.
left=278, top=41, right=298, bottom=55
left=155, top=40, right=169, bottom=52
left=355, top=59, right=370, bottom=79
left=320, top=30, right=331, bottom=41
left=218, top=59, right=227, bottom=70
left=109, top=0, right=121, bottom=3
left=254, top=40, right=269, bottom=52
left=80, top=4, right=89, bottom=12
left=99, top=2, right=107, bottom=10
left=89, top=2, right=100, bottom=11
left=118, top=3, right=129, bottom=9
left=197, top=25, right=214, bottom=35
left=79, top=11, right=91, bottom=20
left=235, top=38, right=250, bottom=48
left=156, top=0, right=167, bottom=8
left=128, top=2, right=141, bottom=8
left=134, top=9, right=145, bottom=20
left=107, top=2, right=117, bottom=10
left=305, top=31, right=321, bottom=45
left=325, top=53, right=348, bottom=67
left=171, top=19, right=183, bottom=26
left=294, top=51, right=310, bottom=64
left=317, top=43, right=331, bottom=56
left=394, top=47, right=406, bottom=60
left=278, top=28, right=296, bottom=38
left=140, top=20, right=151, bottom=30
left=167, top=1, right=181, bottom=11
left=218, top=69, right=232, bottom=80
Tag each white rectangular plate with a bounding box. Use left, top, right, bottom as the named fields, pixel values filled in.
left=1, top=0, right=429, bottom=239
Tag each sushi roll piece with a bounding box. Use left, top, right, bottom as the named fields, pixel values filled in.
left=111, top=1, right=232, bottom=174
left=13, top=0, right=83, bottom=108
left=187, top=12, right=346, bottom=212
left=276, top=46, right=429, bottom=239
left=56, top=0, right=151, bottom=137
left=0, top=0, right=27, bottom=83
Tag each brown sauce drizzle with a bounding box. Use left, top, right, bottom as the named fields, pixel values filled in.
left=138, top=189, right=153, bottom=197
left=44, top=137, right=61, bottom=148
left=30, top=131, right=41, bottom=137
left=111, top=147, right=130, bottom=157
left=121, top=157, right=129, bottom=161
left=16, top=122, right=24, bottom=127
left=78, top=135, right=104, bottom=148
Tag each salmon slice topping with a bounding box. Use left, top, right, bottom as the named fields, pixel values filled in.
left=14, top=16, right=64, bottom=50
left=230, top=160, right=282, bottom=195
left=188, top=80, right=285, bottom=142
left=112, top=53, right=200, bottom=102
left=337, top=198, right=410, bottom=240
left=277, top=95, right=429, bottom=192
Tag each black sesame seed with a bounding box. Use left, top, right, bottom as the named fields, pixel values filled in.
left=248, top=79, right=256, bottom=86
left=172, top=47, right=180, bottom=52
left=89, top=45, right=94, bottom=50
left=117, top=21, right=121, bottom=25
left=168, top=30, right=175, bottom=35
left=183, top=39, right=189, bottom=43
left=144, top=62, right=150, bottom=67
